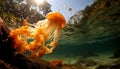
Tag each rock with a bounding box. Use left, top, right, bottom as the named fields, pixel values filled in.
left=0, top=17, right=15, bottom=61
left=110, top=63, right=120, bottom=69
left=76, top=58, right=97, bottom=67
left=0, top=60, right=18, bottom=69
left=95, top=59, right=120, bottom=69
left=85, top=60, right=97, bottom=67
left=0, top=17, right=10, bottom=40
left=95, top=63, right=120, bottom=69
left=112, top=48, right=120, bottom=58
left=95, top=65, right=110, bottom=69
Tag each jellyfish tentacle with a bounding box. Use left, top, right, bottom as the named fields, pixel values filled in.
left=9, top=12, right=66, bottom=58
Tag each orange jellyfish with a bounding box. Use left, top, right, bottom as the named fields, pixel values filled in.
left=9, top=12, right=66, bottom=58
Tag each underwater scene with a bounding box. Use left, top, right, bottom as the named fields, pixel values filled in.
left=0, top=0, right=120, bottom=69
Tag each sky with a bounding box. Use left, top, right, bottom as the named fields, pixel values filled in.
left=46, top=0, right=94, bottom=21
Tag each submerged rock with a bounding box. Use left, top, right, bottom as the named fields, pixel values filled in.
left=0, top=60, right=18, bottom=69
left=110, top=63, right=120, bottom=69
left=95, top=65, right=110, bottom=69
left=95, top=59, right=120, bottom=69
left=112, top=48, right=120, bottom=58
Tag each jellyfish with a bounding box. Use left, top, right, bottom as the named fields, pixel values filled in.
left=9, top=12, right=66, bottom=58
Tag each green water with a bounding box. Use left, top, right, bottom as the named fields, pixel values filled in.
left=43, top=35, right=120, bottom=64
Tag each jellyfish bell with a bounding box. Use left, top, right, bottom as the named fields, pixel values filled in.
left=9, top=12, right=66, bottom=58
left=46, top=12, right=66, bottom=28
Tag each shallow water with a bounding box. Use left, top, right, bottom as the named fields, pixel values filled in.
left=43, top=35, right=119, bottom=64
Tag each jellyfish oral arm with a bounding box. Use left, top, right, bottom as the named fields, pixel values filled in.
left=9, top=12, right=66, bottom=58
